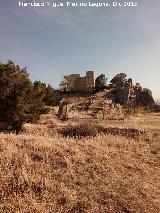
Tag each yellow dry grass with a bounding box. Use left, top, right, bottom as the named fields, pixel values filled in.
left=0, top=108, right=160, bottom=213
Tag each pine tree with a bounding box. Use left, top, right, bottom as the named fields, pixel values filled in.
left=0, top=61, right=46, bottom=133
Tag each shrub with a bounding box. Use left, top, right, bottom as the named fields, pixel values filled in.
left=94, top=74, right=108, bottom=92
left=60, top=123, right=99, bottom=138
left=59, top=124, right=146, bottom=139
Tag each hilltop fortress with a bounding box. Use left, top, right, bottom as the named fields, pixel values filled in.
left=57, top=71, right=155, bottom=109
left=64, top=71, right=95, bottom=92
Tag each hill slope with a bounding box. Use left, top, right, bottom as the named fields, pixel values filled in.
left=0, top=110, right=160, bottom=212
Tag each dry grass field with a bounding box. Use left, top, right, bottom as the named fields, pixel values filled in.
left=0, top=106, right=160, bottom=213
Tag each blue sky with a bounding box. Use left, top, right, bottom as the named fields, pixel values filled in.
left=0, top=0, right=159, bottom=98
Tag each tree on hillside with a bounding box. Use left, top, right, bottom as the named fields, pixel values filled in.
left=44, top=84, right=55, bottom=106
left=94, top=74, right=108, bottom=92
left=59, top=80, right=68, bottom=92
left=0, top=61, right=46, bottom=133
left=33, top=81, right=55, bottom=106
left=33, top=80, right=46, bottom=93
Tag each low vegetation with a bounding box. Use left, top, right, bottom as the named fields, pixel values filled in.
left=59, top=123, right=99, bottom=138
left=59, top=123, right=147, bottom=139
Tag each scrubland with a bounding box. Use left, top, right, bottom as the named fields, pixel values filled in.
left=0, top=108, right=160, bottom=213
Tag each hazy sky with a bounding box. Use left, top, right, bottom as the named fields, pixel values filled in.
left=0, top=0, right=159, bottom=98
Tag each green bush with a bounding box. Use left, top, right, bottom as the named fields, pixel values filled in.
left=0, top=60, right=46, bottom=133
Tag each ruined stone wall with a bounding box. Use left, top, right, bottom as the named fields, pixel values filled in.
left=64, top=71, right=95, bottom=92
left=64, top=74, right=80, bottom=91
left=85, top=71, right=95, bottom=92
left=75, top=77, right=86, bottom=92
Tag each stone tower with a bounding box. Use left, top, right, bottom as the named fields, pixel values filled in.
left=85, top=71, right=95, bottom=92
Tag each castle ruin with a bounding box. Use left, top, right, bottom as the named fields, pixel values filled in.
left=64, top=71, right=95, bottom=92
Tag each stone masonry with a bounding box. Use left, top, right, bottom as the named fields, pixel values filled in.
left=64, top=71, right=95, bottom=92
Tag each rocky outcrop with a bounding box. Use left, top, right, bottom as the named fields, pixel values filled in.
left=134, top=87, right=155, bottom=108
left=110, top=73, right=135, bottom=106
left=70, top=91, right=124, bottom=119
left=110, top=73, right=155, bottom=108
